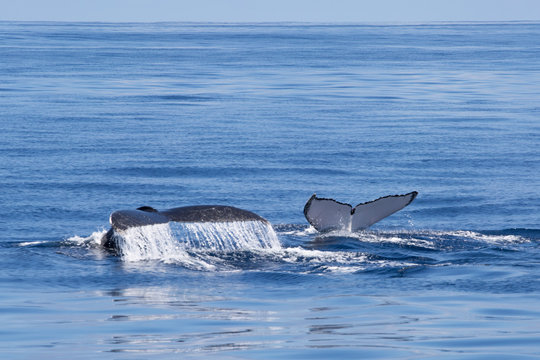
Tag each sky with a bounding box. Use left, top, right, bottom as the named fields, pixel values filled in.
left=1, top=0, right=540, bottom=23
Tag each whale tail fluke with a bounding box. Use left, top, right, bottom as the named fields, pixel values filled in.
left=304, top=191, right=418, bottom=232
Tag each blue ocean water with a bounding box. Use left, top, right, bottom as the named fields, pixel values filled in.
left=1, top=21, right=539, bottom=358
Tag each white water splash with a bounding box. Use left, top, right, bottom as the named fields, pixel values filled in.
left=277, top=226, right=318, bottom=237
left=66, top=225, right=530, bottom=273
left=171, top=221, right=281, bottom=252
left=112, top=224, right=189, bottom=262
left=443, top=230, right=528, bottom=244
left=280, top=247, right=370, bottom=267
left=275, top=247, right=417, bottom=274
left=107, top=220, right=280, bottom=270
left=67, top=229, right=107, bottom=246
left=284, top=228, right=530, bottom=248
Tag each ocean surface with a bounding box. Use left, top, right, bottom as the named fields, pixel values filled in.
left=1, top=21, right=539, bottom=359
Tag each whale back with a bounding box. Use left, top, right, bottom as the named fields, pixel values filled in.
left=110, top=209, right=169, bottom=231
left=109, top=205, right=268, bottom=232
left=161, top=205, right=268, bottom=224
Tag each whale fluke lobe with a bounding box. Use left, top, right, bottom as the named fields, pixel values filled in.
left=304, top=191, right=418, bottom=232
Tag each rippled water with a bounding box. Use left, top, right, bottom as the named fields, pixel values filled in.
left=0, top=21, right=539, bottom=358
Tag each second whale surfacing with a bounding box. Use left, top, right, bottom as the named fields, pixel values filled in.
left=101, top=205, right=269, bottom=253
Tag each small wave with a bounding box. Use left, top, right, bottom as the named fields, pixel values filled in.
left=276, top=247, right=417, bottom=274
left=66, top=230, right=107, bottom=247
left=442, top=230, right=528, bottom=244
left=280, top=247, right=368, bottom=265
left=18, top=241, right=49, bottom=247
left=274, top=225, right=318, bottom=237
left=317, top=265, right=366, bottom=274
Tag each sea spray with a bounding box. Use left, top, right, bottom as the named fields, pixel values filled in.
left=109, top=220, right=280, bottom=269
left=171, top=220, right=281, bottom=252
left=112, top=223, right=185, bottom=262
left=67, top=229, right=108, bottom=247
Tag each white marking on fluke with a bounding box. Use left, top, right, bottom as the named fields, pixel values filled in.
left=303, top=191, right=418, bottom=232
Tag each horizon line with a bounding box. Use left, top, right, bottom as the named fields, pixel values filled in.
left=1, top=19, right=540, bottom=25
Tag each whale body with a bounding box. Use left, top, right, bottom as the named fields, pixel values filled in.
left=102, top=205, right=269, bottom=252
left=304, top=191, right=418, bottom=232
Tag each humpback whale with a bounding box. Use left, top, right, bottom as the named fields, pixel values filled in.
left=304, top=191, right=418, bottom=232
left=102, top=205, right=269, bottom=252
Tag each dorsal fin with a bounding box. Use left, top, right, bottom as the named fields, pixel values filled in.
left=136, top=206, right=158, bottom=213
